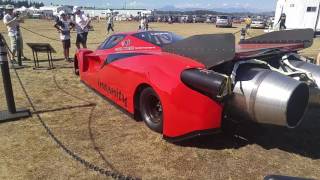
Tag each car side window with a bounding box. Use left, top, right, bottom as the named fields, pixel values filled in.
left=133, top=32, right=161, bottom=46
left=98, top=35, right=126, bottom=50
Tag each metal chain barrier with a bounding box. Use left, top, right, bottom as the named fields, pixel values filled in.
left=20, top=26, right=61, bottom=42
left=3, top=36, right=141, bottom=180
left=20, top=26, right=101, bottom=45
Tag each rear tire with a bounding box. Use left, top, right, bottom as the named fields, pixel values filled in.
left=139, top=87, right=163, bottom=133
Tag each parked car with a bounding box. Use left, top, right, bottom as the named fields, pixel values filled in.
left=147, top=15, right=156, bottom=22
left=232, top=18, right=243, bottom=24
left=206, top=16, right=215, bottom=23
left=216, top=15, right=232, bottom=28
left=193, top=15, right=206, bottom=23
left=74, top=29, right=317, bottom=141
left=251, top=19, right=267, bottom=29
left=180, top=15, right=193, bottom=23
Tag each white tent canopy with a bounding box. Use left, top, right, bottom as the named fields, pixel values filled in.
left=16, top=6, right=27, bottom=11
left=28, top=6, right=40, bottom=12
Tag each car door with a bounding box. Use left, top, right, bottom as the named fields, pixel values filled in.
left=81, top=36, right=118, bottom=86
left=94, top=34, right=130, bottom=109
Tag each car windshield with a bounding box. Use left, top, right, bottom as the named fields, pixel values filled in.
left=98, top=34, right=126, bottom=50
left=133, top=31, right=184, bottom=47
left=218, top=16, right=228, bottom=19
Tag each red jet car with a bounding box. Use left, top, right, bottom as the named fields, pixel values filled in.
left=75, top=29, right=319, bottom=141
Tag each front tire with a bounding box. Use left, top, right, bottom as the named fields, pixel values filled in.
left=74, top=59, right=79, bottom=76
left=139, top=87, right=163, bottom=133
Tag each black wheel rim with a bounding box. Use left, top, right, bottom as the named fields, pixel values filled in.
left=145, top=95, right=162, bottom=124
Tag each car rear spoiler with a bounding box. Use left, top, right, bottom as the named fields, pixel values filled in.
left=162, top=33, right=236, bottom=68
left=240, top=29, right=314, bottom=48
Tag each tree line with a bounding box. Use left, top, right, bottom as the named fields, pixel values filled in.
left=154, top=10, right=274, bottom=17
left=0, top=0, right=44, bottom=8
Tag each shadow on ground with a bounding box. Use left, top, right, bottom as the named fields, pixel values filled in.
left=176, top=107, right=320, bottom=159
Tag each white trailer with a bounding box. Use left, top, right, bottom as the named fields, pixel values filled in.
left=274, top=0, right=320, bottom=33
left=83, top=9, right=109, bottom=19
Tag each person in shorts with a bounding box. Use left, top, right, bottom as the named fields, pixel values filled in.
left=3, top=4, right=24, bottom=63
left=54, top=11, right=75, bottom=61
left=73, top=6, right=91, bottom=49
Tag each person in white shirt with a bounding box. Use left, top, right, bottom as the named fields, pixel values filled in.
left=54, top=11, right=75, bottom=62
left=107, top=13, right=114, bottom=34
left=73, top=6, right=91, bottom=49
left=139, top=16, right=147, bottom=31
left=3, top=4, right=24, bottom=62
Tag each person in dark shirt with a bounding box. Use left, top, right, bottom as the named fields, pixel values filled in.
left=278, top=13, right=286, bottom=30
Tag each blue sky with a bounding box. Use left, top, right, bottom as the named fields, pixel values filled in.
left=40, top=0, right=277, bottom=11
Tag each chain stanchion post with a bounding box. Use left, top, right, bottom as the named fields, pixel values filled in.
left=17, top=26, right=22, bottom=66
left=0, top=33, right=30, bottom=122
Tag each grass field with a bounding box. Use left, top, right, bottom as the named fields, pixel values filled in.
left=0, top=19, right=320, bottom=180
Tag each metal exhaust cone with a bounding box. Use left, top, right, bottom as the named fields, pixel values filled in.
left=229, top=68, right=309, bottom=128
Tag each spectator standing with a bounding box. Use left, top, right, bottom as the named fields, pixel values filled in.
left=54, top=11, right=75, bottom=62
left=139, top=16, right=148, bottom=31
left=139, top=17, right=145, bottom=30
left=168, top=16, right=172, bottom=24
left=107, top=13, right=114, bottom=34
left=279, top=13, right=287, bottom=30
left=3, top=4, right=24, bottom=62
left=145, top=16, right=149, bottom=30
left=245, top=16, right=252, bottom=29
left=73, top=6, right=91, bottom=49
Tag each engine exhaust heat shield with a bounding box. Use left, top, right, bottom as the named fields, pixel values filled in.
left=227, top=68, right=309, bottom=128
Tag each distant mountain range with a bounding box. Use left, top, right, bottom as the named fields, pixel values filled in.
left=157, top=5, right=273, bottom=14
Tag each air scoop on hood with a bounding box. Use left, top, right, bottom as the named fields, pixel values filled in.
left=162, top=33, right=236, bottom=68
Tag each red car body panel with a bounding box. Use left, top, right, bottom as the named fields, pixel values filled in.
left=76, top=33, right=223, bottom=139
left=76, top=31, right=308, bottom=140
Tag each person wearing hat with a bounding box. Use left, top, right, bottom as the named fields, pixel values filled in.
left=54, top=11, right=75, bottom=62
left=73, top=6, right=91, bottom=49
left=3, top=4, right=24, bottom=62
